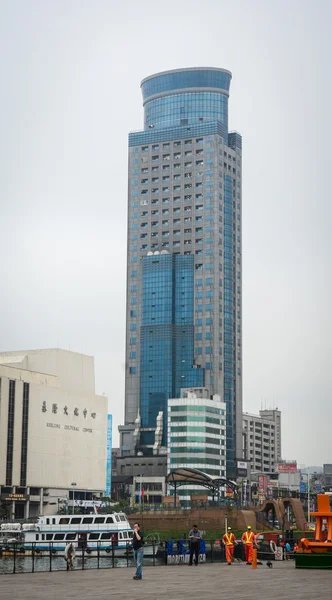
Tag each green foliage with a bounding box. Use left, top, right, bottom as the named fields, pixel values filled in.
left=0, top=502, right=10, bottom=520
left=99, top=499, right=129, bottom=513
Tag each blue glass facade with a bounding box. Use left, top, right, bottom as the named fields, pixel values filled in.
left=140, top=254, right=204, bottom=444
left=223, top=175, right=236, bottom=474
left=129, top=120, right=226, bottom=147
left=144, top=92, right=228, bottom=131
left=141, top=68, right=231, bottom=131
left=141, top=69, right=231, bottom=100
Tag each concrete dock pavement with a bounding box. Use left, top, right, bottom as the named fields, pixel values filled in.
left=1, top=561, right=331, bottom=600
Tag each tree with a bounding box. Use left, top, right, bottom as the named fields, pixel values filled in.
left=0, top=502, right=10, bottom=520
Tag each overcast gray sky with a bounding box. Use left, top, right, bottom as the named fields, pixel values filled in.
left=1, top=0, right=331, bottom=466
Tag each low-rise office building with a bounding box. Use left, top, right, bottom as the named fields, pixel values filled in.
left=132, top=476, right=166, bottom=505
left=243, top=408, right=281, bottom=473
left=323, top=464, right=332, bottom=491
left=167, top=388, right=226, bottom=503
left=0, top=349, right=108, bottom=518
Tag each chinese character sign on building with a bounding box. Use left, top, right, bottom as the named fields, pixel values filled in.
left=277, top=462, right=297, bottom=473
left=105, top=415, right=112, bottom=497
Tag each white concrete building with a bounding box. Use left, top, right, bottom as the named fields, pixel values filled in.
left=242, top=408, right=281, bottom=473
left=167, top=388, right=226, bottom=503
left=0, top=349, right=108, bottom=518
left=132, top=476, right=166, bottom=505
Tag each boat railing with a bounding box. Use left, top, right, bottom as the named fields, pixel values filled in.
left=32, top=522, right=130, bottom=532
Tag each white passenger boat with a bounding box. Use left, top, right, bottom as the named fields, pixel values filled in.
left=20, top=512, right=134, bottom=556
left=1, top=514, right=161, bottom=558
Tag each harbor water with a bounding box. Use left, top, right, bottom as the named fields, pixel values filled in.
left=0, top=553, right=164, bottom=574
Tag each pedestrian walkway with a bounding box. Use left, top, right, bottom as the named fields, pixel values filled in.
left=1, top=561, right=330, bottom=600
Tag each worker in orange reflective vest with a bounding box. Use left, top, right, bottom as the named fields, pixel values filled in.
left=241, top=526, right=255, bottom=564
left=222, top=527, right=236, bottom=565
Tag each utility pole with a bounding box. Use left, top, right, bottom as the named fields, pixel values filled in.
left=71, top=482, right=77, bottom=515
left=307, top=470, right=310, bottom=524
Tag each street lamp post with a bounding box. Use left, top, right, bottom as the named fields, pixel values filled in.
left=137, top=473, right=144, bottom=511
left=71, top=482, right=77, bottom=515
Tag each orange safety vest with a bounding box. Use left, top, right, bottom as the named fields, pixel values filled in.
left=223, top=533, right=235, bottom=546
left=242, top=531, right=255, bottom=544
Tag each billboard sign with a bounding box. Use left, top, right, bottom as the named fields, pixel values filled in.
left=259, top=475, right=267, bottom=493
left=1, top=493, right=30, bottom=502
left=237, top=460, right=248, bottom=477
left=300, top=481, right=307, bottom=493
left=225, top=487, right=234, bottom=498
left=277, top=462, right=297, bottom=473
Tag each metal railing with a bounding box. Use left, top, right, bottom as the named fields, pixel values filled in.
left=124, top=500, right=244, bottom=514
left=0, top=539, right=296, bottom=574
left=0, top=541, right=154, bottom=574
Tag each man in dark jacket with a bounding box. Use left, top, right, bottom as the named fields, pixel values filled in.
left=189, top=524, right=201, bottom=565
left=132, top=522, right=144, bottom=580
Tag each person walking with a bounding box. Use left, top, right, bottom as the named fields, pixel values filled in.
left=189, top=524, right=201, bottom=566
left=132, top=522, right=144, bottom=580
left=241, top=525, right=255, bottom=564
left=222, top=526, right=236, bottom=565
left=64, top=541, right=76, bottom=571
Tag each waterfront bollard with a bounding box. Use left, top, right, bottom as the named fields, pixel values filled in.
left=252, top=548, right=257, bottom=569
left=32, top=543, right=35, bottom=573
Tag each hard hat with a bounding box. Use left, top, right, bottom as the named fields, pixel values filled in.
left=247, top=525, right=251, bottom=529
left=228, top=526, right=232, bottom=530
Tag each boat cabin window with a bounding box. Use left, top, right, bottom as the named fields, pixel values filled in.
left=59, top=518, right=70, bottom=525
left=106, top=516, right=114, bottom=523
left=66, top=533, right=76, bottom=540
left=71, top=518, right=82, bottom=525
left=42, top=534, right=45, bottom=540
left=46, top=519, right=50, bottom=525
left=94, top=517, right=105, bottom=524
left=118, top=532, right=123, bottom=540
left=89, top=533, right=100, bottom=540
left=128, top=531, right=133, bottom=538
left=52, top=519, right=56, bottom=524
left=82, top=517, right=93, bottom=524
left=100, top=533, right=112, bottom=540
left=54, top=534, right=65, bottom=541
left=36, top=534, right=39, bottom=541
left=46, top=534, right=53, bottom=541
left=120, top=516, right=127, bottom=522
left=114, top=515, right=120, bottom=522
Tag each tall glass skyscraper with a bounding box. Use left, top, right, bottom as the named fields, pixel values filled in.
left=140, top=253, right=204, bottom=447
left=120, top=67, right=243, bottom=478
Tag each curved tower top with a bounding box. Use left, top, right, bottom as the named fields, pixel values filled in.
left=140, top=67, right=232, bottom=131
